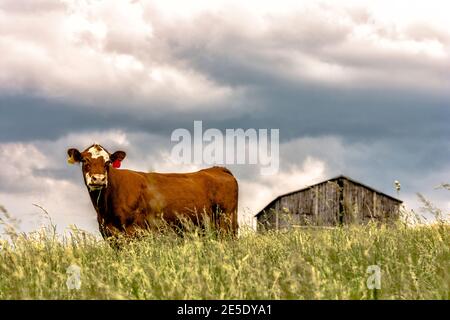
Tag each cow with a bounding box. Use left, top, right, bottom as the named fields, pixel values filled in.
left=67, top=144, right=238, bottom=240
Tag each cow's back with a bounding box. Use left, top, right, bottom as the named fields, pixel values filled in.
left=136, top=166, right=238, bottom=234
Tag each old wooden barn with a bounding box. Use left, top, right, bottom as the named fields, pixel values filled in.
left=255, top=175, right=402, bottom=231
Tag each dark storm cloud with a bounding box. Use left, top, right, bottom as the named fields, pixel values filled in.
left=2, top=80, right=449, bottom=177
left=0, top=94, right=247, bottom=142
left=3, top=80, right=449, bottom=144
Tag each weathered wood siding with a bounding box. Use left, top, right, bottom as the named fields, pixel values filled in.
left=257, top=177, right=401, bottom=231
left=257, top=181, right=341, bottom=230
left=342, top=179, right=400, bottom=224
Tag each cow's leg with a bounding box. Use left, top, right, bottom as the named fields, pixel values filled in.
left=212, top=203, right=238, bottom=238
left=211, top=204, right=221, bottom=232
left=99, top=225, right=123, bottom=250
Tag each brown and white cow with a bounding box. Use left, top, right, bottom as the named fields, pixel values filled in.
left=67, top=144, right=238, bottom=239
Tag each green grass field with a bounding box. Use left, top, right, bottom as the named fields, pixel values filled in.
left=0, top=216, right=448, bottom=300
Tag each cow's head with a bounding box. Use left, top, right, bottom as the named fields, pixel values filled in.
left=67, top=144, right=126, bottom=191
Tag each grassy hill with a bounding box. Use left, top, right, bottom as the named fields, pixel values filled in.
left=0, top=218, right=448, bottom=299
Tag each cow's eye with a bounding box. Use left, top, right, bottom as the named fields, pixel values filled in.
left=84, top=163, right=91, bottom=170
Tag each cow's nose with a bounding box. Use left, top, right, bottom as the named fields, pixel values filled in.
left=91, top=175, right=106, bottom=184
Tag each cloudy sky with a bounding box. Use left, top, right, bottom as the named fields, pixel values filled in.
left=0, top=0, right=449, bottom=234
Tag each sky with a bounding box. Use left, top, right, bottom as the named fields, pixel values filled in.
left=0, top=0, right=449, bottom=234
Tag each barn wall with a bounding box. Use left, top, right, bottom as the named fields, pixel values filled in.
left=257, top=177, right=401, bottom=231
left=342, top=179, right=400, bottom=224
left=257, top=181, right=341, bottom=230
left=256, top=208, right=277, bottom=231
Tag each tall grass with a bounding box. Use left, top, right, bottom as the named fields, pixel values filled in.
left=0, top=209, right=448, bottom=299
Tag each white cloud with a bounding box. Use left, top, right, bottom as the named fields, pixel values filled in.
left=1, top=0, right=449, bottom=116
left=142, top=0, right=450, bottom=92
left=238, top=156, right=326, bottom=226
left=0, top=142, right=93, bottom=233
left=0, top=0, right=236, bottom=113
left=0, top=144, right=47, bottom=193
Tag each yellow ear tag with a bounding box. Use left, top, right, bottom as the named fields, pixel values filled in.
left=67, top=156, right=76, bottom=164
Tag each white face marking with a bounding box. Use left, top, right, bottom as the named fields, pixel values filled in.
left=85, top=172, right=108, bottom=190
left=84, top=145, right=110, bottom=191
left=87, top=145, right=110, bottom=161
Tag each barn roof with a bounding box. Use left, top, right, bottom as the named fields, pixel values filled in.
left=254, top=175, right=403, bottom=217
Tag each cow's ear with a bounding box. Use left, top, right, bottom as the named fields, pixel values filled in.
left=110, top=151, right=126, bottom=162
left=67, top=148, right=82, bottom=164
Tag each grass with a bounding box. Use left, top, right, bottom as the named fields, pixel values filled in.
left=0, top=214, right=448, bottom=300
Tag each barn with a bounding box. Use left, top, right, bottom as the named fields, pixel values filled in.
left=255, top=175, right=402, bottom=231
